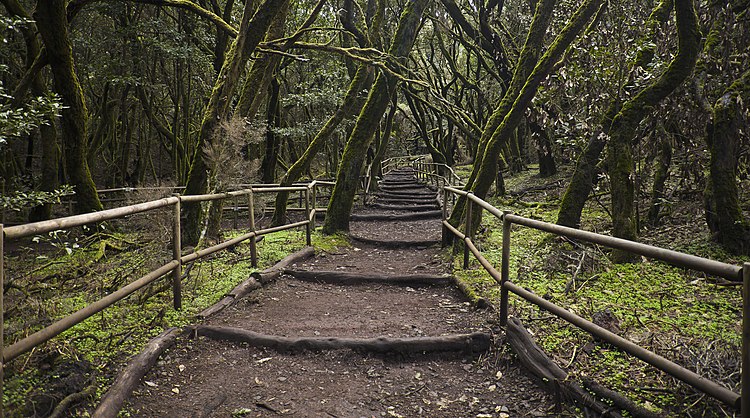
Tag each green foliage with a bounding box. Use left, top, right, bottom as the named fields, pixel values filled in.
left=0, top=81, right=63, bottom=146
left=1, top=185, right=74, bottom=212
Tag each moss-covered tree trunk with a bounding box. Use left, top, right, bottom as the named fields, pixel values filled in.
left=322, top=0, right=429, bottom=234
left=270, top=64, right=373, bottom=226
left=704, top=68, right=750, bottom=255
left=261, top=77, right=281, bottom=184
left=556, top=0, right=673, bottom=229
left=647, top=128, right=673, bottom=226
left=34, top=0, right=102, bottom=215
left=556, top=102, right=618, bottom=227
left=464, top=0, right=603, bottom=228
left=235, top=0, right=289, bottom=122
left=3, top=0, right=60, bottom=221
left=182, top=0, right=288, bottom=245
left=607, top=0, right=699, bottom=262
left=448, top=0, right=558, bottom=226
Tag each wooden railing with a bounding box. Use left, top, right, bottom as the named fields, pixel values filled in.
left=412, top=163, right=748, bottom=414
left=0, top=180, right=334, bottom=413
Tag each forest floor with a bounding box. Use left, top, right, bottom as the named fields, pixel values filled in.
left=125, top=169, right=559, bottom=417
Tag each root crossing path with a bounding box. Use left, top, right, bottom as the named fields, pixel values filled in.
left=126, top=168, right=554, bottom=417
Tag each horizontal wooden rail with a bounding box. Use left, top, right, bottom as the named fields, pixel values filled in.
left=1, top=179, right=322, bottom=400
left=5, top=196, right=180, bottom=240
left=441, top=187, right=745, bottom=409
left=3, top=260, right=180, bottom=363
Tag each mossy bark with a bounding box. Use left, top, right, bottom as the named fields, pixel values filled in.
left=4, top=0, right=60, bottom=221
left=322, top=0, right=429, bottom=234
left=235, top=0, right=289, bottom=122
left=704, top=68, right=750, bottom=255
left=556, top=0, right=673, bottom=229
left=182, top=0, right=288, bottom=245
left=557, top=102, right=618, bottom=228
left=607, top=0, right=699, bottom=262
left=467, top=0, right=603, bottom=223
left=270, top=64, right=373, bottom=226
left=260, top=77, right=281, bottom=184
left=646, top=128, right=673, bottom=226
left=34, top=0, right=102, bottom=215
left=448, top=0, right=558, bottom=227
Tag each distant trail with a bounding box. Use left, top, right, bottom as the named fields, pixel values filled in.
left=121, top=167, right=555, bottom=417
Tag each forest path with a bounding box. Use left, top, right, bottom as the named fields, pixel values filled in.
left=126, top=168, right=554, bottom=417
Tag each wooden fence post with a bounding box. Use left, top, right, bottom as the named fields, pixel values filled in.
left=500, top=211, right=512, bottom=326
left=441, top=187, right=450, bottom=248
left=463, top=195, right=473, bottom=269
left=172, top=195, right=182, bottom=310
left=310, top=184, right=317, bottom=231
left=248, top=189, right=258, bottom=268
left=743, top=262, right=750, bottom=417
left=305, top=187, right=311, bottom=246
left=233, top=195, right=238, bottom=229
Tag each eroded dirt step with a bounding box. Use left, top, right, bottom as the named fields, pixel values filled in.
left=375, top=190, right=437, bottom=198
left=349, top=219, right=441, bottom=243
left=128, top=338, right=554, bottom=417
left=366, top=203, right=439, bottom=212
left=374, top=195, right=437, bottom=202
left=351, top=211, right=442, bottom=221
left=203, top=279, right=488, bottom=338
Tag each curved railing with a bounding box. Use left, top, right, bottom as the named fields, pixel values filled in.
left=0, top=180, right=333, bottom=409
left=411, top=163, right=748, bottom=411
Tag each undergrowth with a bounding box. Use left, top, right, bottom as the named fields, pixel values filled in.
left=451, top=165, right=747, bottom=417
left=2, top=221, right=325, bottom=416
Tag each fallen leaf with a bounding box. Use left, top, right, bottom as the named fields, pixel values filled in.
left=178, top=364, right=185, bottom=372
left=144, top=381, right=158, bottom=387
left=256, top=357, right=273, bottom=364
left=171, top=387, right=180, bottom=394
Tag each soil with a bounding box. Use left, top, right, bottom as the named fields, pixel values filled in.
left=125, top=168, right=557, bottom=417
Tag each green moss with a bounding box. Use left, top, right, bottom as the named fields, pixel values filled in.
left=3, top=225, right=316, bottom=415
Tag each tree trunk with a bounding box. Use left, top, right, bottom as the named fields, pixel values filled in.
left=34, top=0, right=102, bottom=215
left=270, top=65, right=373, bottom=226
left=647, top=128, right=672, bottom=226
left=448, top=0, right=558, bottom=227
left=466, top=0, right=603, bottom=229
left=529, top=117, right=556, bottom=177
left=322, top=0, right=429, bottom=234
left=261, top=77, right=281, bottom=184
left=556, top=103, right=617, bottom=228
left=556, top=0, right=673, bottom=230
left=704, top=68, right=750, bottom=255
left=608, top=0, right=699, bottom=262
left=4, top=0, right=61, bottom=221
left=182, top=0, right=288, bottom=245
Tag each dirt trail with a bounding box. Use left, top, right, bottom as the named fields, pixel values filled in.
left=126, top=168, right=554, bottom=417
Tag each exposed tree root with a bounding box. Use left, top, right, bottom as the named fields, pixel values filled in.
left=200, top=246, right=316, bottom=318
left=348, top=234, right=440, bottom=248
left=249, top=246, right=316, bottom=283
left=94, top=327, right=187, bottom=418
left=49, top=378, right=97, bottom=418
left=283, top=269, right=453, bottom=286
left=506, top=317, right=625, bottom=418
left=189, top=325, right=492, bottom=354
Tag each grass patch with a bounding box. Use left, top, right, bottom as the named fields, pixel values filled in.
left=447, top=167, right=744, bottom=416
left=2, top=223, right=314, bottom=416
